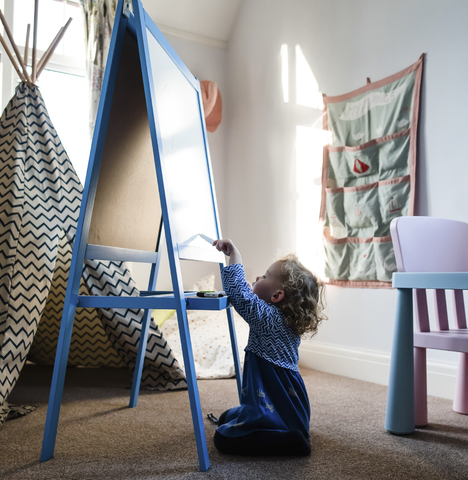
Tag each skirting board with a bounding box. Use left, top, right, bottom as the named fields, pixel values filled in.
left=299, top=341, right=458, bottom=401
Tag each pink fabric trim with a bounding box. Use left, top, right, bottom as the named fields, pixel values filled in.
left=322, top=93, right=329, bottom=131
left=327, top=128, right=410, bottom=153
left=408, top=54, right=424, bottom=215
left=323, top=54, right=424, bottom=105
left=321, top=92, right=329, bottom=222
left=325, top=174, right=410, bottom=194
left=327, top=279, right=392, bottom=289
left=323, top=227, right=392, bottom=244
left=319, top=145, right=329, bottom=221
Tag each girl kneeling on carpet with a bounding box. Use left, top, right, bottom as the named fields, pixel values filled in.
left=211, top=239, right=326, bottom=456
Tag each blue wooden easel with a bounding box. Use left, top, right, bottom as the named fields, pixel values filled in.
left=40, top=0, right=242, bottom=471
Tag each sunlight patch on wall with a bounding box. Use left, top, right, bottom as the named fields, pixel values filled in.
left=295, top=45, right=323, bottom=109
left=280, top=44, right=289, bottom=103
left=280, top=43, right=329, bottom=275
left=296, top=125, right=331, bottom=276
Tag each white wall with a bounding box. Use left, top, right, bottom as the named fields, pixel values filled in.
left=225, top=0, right=468, bottom=397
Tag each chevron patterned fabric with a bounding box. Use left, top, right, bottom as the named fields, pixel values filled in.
left=28, top=231, right=126, bottom=368
left=0, top=84, right=185, bottom=426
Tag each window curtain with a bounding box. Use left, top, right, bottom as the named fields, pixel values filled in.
left=80, top=0, right=118, bottom=135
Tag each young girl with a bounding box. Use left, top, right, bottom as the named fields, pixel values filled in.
left=212, top=239, right=326, bottom=456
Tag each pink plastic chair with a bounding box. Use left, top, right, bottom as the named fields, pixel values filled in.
left=390, top=216, right=468, bottom=427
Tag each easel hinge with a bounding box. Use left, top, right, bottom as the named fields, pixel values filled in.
left=123, top=0, right=132, bottom=18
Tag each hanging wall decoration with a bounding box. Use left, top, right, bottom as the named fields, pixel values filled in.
left=319, top=55, right=424, bottom=288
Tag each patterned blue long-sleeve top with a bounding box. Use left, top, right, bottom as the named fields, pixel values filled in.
left=221, top=263, right=300, bottom=372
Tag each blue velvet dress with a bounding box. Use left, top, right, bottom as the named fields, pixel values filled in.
left=216, top=350, right=310, bottom=440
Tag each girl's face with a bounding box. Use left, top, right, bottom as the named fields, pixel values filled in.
left=252, top=260, right=284, bottom=304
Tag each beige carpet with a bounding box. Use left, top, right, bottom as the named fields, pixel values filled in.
left=1, top=364, right=467, bottom=479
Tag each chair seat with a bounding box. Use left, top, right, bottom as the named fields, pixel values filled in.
left=414, top=329, right=468, bottom=353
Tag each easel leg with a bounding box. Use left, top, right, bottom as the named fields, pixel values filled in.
left=129, top=249, right=160, bottom=408
left=226, top=307, right=242, bottom=401
left=129, top=308, right=152, bottom=408
left=385, top=287, right=415, bottom=435
left=40, top=301, right=78, bottom=461
left=176, top=303, right=210, bottom=471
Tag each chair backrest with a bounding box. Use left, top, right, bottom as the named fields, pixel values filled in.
left=390, top=216, right=468, bottom=331
left=390, top=216, right=468, bottom=273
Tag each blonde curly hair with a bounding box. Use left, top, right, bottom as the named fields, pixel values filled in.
left=277, top=255, right=327, bottom=337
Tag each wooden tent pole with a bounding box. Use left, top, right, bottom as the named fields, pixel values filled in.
left=0, top=9, right=32, bottom=83
left=24, top=24, right=31, bottom=66
left=36, top=27, right=63, bottom=74
left=32, top=0, right=39, bottom=83
left=36, top=18, right=72, bottom=79
left=0, top=33, right=26, bottom=82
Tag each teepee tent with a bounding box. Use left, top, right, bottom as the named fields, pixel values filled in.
left=0, top=2, right=186, bottom=425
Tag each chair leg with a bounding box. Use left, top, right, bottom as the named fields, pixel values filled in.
left=385, top=288, right=415, bottom=434
left=414, top=347, right=428, bottom=426
left=453, top=352, right=468, bottom=415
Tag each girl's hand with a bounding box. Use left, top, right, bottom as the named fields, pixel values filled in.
left=212, top=239, right=235, bottom=256
left=213, top=239, right=242, bottom=265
